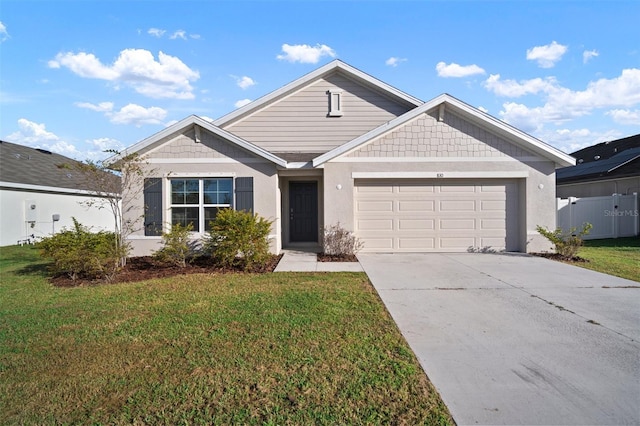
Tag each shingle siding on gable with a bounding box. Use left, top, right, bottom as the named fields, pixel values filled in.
left=150, top=128, right=255, bottom=160
left=347, top=111, right=532, bottom=158
left=223, top=72, right=413, bottom=153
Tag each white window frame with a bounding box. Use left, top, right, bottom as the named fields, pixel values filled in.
left=169, top=177, right=233, bottom=233
left=327, top=89, right=343, bottom=117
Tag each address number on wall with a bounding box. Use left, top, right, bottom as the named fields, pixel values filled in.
left=436, top=173, right=445, bottom=178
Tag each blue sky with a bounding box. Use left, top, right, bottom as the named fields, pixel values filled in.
left=1, top=0, right=639, bottom=161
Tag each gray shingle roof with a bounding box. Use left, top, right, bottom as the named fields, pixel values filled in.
left=556, top=134, right=640, bottom=184
left=0, top=140, right=120, bottom=193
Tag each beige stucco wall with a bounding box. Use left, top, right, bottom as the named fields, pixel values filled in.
left=557, top=176, right=640, bottom=198
left=125, top=128, right=280, bottom=256
left=323, top=110, right=559, bottom=253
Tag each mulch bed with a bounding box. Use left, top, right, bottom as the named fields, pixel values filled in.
left=531, top=252, right=589, bottom=263
left=50, top=254, right=283, bottom=287
left=317, top=253, right=359, bottom=262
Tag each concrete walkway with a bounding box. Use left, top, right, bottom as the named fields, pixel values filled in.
left=274, top=250, right=364, bottom=272
left=359, top=253, right=640, bottom=426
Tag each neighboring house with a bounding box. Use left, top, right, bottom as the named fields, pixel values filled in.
left=0, top=140, right=118, bottom=246
left=112, top=60, right=574, bottom=256
left=556, top=134, right=640, bottom=198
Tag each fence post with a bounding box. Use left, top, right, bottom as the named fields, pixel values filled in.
left=613, top=193, right=619, bottom=238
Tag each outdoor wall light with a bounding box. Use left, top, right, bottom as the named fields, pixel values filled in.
left=336, top=184, right=342, bottom=190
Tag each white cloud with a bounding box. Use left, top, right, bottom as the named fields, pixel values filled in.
left=495, top=68, right=640, bottom=131
left=606, top=109, right=640, bottom=125
left=436, top=62, right=485, bottom=78
left=484, top=74, right=557, bottom=97
left=75, top=101, right=114, bottom=112
left=170, top=30, right=187, bottom=40
left=107, top=104, right=167, bottom=126
left=48, top=49, right=200, bottom=99
left=5, top=118, right=83, bottom=158
left=199, top=116, right=214, bottom=123
left=276, top=43, right=336, bottom=64
left=386, top=57, right=407, bottom=67
left=85, top=137, right=125, bottom=159
left=526, top=41, right=568, bottom=68
left=233, top=75, right=256, bottom=90
left=583, top=49, right=599, bottom=64
left=234, top=99, right=252, bottom=108
left=148, top=28, right=166, bottom=38
left=0, top=21, right=9, bottom=42
left=190, top=34, right=201, bottom=40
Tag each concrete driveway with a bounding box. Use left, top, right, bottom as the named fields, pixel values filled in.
left=358, top=253, right=640, bottom=426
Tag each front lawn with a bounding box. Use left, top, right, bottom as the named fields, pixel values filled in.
left=0, top=245, right=452, bottom=425
left=578, top=237, right=640, bottom=282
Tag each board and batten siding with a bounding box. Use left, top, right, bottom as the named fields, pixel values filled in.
left=222, top=72, right=414, bottom=153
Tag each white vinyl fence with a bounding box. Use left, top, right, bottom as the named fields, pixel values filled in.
left=557, top=193, right=639, bottom=240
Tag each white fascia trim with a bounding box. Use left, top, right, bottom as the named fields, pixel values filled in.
left=106, top=115, right=287, bottom=168
left=351, top=171, right=529, bottom=179
left=331, top=156, right=545, bottom=163
left=148, top=158, right=268, bottom=164
left=284, top=161, right=316, bottom=169
left=213, top=60, right=423, bottom=128
left=314, top=94, right=576, bottom=168
left=0, top=181, right=118, bottom=197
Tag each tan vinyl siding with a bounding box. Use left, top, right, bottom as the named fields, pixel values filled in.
left=223, top=72, right=413, bottom=153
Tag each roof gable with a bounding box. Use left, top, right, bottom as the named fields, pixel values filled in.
left=313, top=94, right=575, bottom=168
left=213, top=60, right=423, bottom=128
left=107, top=115, right=287, bottom=167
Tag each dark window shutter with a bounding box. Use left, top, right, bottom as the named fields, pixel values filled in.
left=235, top=177, right=254, bottom=213
left=144, top=178, right=163, bottom=236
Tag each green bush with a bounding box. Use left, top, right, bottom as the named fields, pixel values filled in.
left=204, top=209, right=272, bottom=271
left=38, top=218, right=124, bottom=282
left=153, top=222, right=194, bottom=268
left=536, top=222, right=593, bottom=259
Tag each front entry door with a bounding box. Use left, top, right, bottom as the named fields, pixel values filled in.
left=289, top=181, right=318, bottom=242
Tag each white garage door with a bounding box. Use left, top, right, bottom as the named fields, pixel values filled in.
left=354, top=179, right=519, bottom=252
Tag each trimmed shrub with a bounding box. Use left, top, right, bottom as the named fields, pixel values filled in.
left=38, top=218, right=124, bottom=282
left=536, top=222, right=593, bottom=259
left=203, top=209, right=272, bottom=271
left=322, top=222, right=363, bottom=257
left=153, top=222, right=194, bottom=268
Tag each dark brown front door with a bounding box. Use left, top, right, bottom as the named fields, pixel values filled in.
left=289, top=181, right=318, bottom=242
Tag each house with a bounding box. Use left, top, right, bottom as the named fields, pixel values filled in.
left=556, top=134, right=640, bottom=198
left=0, top=140, right=118, bottom=246
left=112, top=60, right=574, bottom=256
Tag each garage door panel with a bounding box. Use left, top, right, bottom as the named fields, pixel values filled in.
left=398, top=200, right=435, bottom=212
left=398, top=219, right=435, bottom=230
left=440, top=200, right=476, bottom=212
left=357, top=219, right=394, bottom=231
left=354, top=179, right=518, bottom=253
left=357, top=200, right=394, bottom=212
left=440, top=218, right=476, bottom=230
left=399, top=238, right=436, bottom=249
left=439, top=185, right=476, bottom=193
left=481, top=200, right=506, bottom=211
left=439, top=237, right=476, bottom=249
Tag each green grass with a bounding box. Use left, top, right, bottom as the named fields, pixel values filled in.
left=0, top=245, right=453, bottom=425
left=577, top=237, right=640, bottom=282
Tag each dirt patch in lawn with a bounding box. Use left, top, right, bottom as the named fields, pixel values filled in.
left=532, top=252, right=589, bottom=263
left=50, top=254, right=283, bottom=287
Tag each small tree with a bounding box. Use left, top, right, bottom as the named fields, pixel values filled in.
left=61, top=151, right=156, bottom=267
left=153, top=223, right=194, bottom=268
left=536, top=222, right=593, bottom=259
left=203, top=209, right=272, bottom=271
left=322, top=222, right=363, bottom=257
